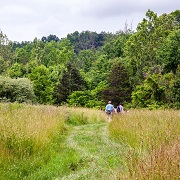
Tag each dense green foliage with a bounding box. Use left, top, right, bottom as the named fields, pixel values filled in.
left=0, top=9, right=179, bottom=109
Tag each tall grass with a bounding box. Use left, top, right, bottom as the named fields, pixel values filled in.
left=0, top=103, right=67, bottom=179
left=65, top=106, right=106, bottom=125
left=3, top=103, right=178, bottom=179
left=0, top=103, right=106, bottom=179
left=109, top=109, right=180, bottom=179
left=0, top=103, right=66, bottom=159
left=0, top=103, right=105, bottom=160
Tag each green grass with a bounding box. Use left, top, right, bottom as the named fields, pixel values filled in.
left=59, top=123, right=124, bottom=179
left=0, top=103, right=110, bottom=179
left=0, top=103, right=68, bottom=179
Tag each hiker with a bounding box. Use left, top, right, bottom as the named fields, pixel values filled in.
left=105, top=101, right=114, bottom=122
left=117, top=102, right=124, bottom=113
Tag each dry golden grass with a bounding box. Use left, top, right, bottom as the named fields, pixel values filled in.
left=109, top=109, right=180, bottom=179
left=0, top=103, right=66, bottom=158
left=135, top=140, right=180, bottom=180
left=110, top=109, right=179, bottom=149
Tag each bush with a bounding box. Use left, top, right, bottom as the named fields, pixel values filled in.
left=0, top=76, right=35, bottom=103
left=68, top=90, right=104, bottom=108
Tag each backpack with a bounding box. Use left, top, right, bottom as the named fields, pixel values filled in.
left=117, top=105, right=122, bottom=113
left=106, top=110, right=111, bottom=114
left=117, top=106, right=120, bottom=112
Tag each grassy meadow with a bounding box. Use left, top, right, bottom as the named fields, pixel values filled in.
left=0, top=103, right=106, bottom=179
left=109, top=109, right=180, bottom=179
left=0, top=103, right=179, bottom=179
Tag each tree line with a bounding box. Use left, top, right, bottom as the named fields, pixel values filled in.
left=0, top=9, right=179, bottom=109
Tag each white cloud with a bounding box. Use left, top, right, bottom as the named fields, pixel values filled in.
left=0, top=0, right=179, bottom=42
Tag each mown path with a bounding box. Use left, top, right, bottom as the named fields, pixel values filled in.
left=61, top=123, right=125, bottom=180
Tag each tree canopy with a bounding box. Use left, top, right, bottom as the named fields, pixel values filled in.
left=0, top=9, right=179, bottom=109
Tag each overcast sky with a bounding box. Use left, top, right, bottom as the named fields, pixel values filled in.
left=1, top=0, right=180, bottom=42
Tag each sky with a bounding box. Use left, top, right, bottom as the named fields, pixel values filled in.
left=1, top=0, right=180, bottom=42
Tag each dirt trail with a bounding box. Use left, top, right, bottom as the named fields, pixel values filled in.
left=61, top=123, right=125, bottom=180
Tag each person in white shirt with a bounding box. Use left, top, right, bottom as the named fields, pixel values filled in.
left=117, top=102, right=124, bottom=113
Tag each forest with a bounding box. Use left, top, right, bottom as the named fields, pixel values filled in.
left=0, top=9, right=180, bottom=109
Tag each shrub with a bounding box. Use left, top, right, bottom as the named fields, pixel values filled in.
left=0, top=76, right=35, bottom=103
left=68, top=90, right=104, bottom=108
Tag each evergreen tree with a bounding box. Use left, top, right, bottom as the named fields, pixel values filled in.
left=100, top=60, right=132, bottom=106
left=54, top=62, right=86, bottom=104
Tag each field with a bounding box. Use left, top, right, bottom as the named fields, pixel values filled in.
left=0, top=103, right=179, bottom=179
left=110, top=110, right=180, bottom=179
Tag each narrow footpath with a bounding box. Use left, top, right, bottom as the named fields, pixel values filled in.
left=61, top=123, right=125, bottom=180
